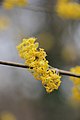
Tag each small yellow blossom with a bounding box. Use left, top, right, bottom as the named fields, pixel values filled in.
left=71, top=87, right=80, bottom=104
left=3, top=0, right=27, bottom=9
left=70, top=66, right=80, bottom=85
left=70, top=66, right=80, bottom=104
left=17, top=0, right=27, bottom=6
left=56, top=0, right=80, bottom=19
left=17, top=37, right=61, bottom=93
left=41, top=69, right=61, bottom=93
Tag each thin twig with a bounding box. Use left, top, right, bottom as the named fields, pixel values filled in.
left=0, top=60, right=29, bottom=68
left=0, top=60, right=80, bottom=78
left=55, top=68, right=80, bottom=78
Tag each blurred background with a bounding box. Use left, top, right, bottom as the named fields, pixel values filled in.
left=0, top=0, right=80, bottom=120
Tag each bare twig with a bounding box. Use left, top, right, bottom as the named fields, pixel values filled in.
left=0, top=60, right=80, bottom=78
left=0, top=60, right=29, bottom=69
left=55, top=68, right=80, bottom=78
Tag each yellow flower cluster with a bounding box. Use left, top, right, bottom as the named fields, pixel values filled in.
left=70, top=66, right=80, bottom=103
left=17, top=38, right=61, bottom=93
left=70, top=66, right=80, bottom=85
left=1, top=112, right=16, bottom=120
left=41, top=69, right=61, bottom=93
left=56, top=0, right=80, bottom=19
left=72, top=87, right=80, bottom=102
left=3, top=0, right=27, bottom=9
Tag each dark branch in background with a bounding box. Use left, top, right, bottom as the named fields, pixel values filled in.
left=0, top=60, right=80, bottom=78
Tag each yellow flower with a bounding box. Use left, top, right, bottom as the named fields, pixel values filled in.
left=0, top=112, right=16, bottom=120
left=55, top=0, right=80, bottom=19
left=70, top=66, right=80, bottom=104
left=3, top=0, right=27, bottom=9
left=17, top=38, right=39, bottom=60
left=17, top=37, right=61, bottom=93
left=3, top=0, right=15, bottom=9
left=17, top=0, right=27, bottom=7
left=70, top=66, right=80, bottom=85
left=71, top=87, right=80, bottom=103
left=41, top=69, right=61, bottom=93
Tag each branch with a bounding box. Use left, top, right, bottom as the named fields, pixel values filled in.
left=0, top=60, right=80, bottom=78
left=0, top=60, right=29, bottom=68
